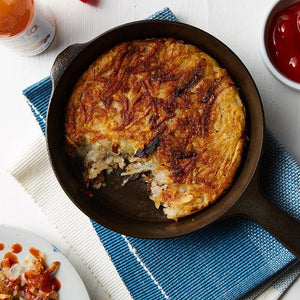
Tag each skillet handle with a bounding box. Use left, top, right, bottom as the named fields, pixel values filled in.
left=224, top=170, right=300, bottom=259
left=50, top=43, right=87, bottom=89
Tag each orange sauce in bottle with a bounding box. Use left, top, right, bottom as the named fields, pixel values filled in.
left=0, top=0, right=56, bottom=55
left=0, top=0, right=34, bottom=38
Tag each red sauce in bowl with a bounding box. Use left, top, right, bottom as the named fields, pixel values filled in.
left=267, top=1, right=300, bottom=83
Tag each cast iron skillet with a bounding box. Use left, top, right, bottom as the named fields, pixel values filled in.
left=47, top=20, right=300, bottom=258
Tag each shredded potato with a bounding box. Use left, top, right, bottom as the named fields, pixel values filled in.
left=65, top=38, right=246, bottom=220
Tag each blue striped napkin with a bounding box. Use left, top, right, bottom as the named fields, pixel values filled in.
left=23, top=8, right=299, bottom=300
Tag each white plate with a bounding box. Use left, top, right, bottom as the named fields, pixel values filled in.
left=0, top=224, right=90, bottom=300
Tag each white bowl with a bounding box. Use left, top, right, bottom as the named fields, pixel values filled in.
left=261, top=0, right=300, bottom=91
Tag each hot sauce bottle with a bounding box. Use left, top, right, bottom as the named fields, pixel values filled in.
left=0, top=0, right=56, bottom=56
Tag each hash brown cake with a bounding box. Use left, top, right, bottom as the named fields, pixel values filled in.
left=65, top=38, right=246, bottom=220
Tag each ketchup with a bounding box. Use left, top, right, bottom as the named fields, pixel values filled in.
left=1, top=252, right=19, bottom=268
left=11, top=243, right=22, bottom=254
left=29, top=247, right=41, bottom=260
left=0, top=245, right=61, bottom=297
left=267, top=1, right=300, bottom=83
left=25, top=265, right=61, bottom=293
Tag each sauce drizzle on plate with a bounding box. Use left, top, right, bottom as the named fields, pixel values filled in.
left=0, top=243, right=61, bottom=298
left=0, top=251, right=19, bottom=268
left=11, top=243, right=22, bottom=253
left=29, top=246, right=41, bottom=259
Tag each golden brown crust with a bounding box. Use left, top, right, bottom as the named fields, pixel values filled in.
left=65, top=38, right=246, bottom=219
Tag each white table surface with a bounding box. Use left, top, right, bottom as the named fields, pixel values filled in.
left=0, top=0, right=299, bottom=299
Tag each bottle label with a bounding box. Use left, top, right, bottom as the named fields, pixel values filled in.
left=0, top=4, right=56, bottom=56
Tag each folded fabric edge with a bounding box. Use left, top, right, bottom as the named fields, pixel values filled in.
left=276, top=264, right=300, bottom=299
left=7, top=134, right=132, bottom=300
left=22, top=76, right=52, bottom=96
left=241, top=260, right=300, bottom=299
left=146, top=7, right=179, bottom=21
left=24, top=95, right=47, bottom=134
